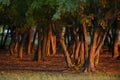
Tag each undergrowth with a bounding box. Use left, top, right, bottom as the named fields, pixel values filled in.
left=0, top=71, right=120, bottom=80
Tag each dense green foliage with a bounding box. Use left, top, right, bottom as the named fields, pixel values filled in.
left=0, top=0, right=119, bottom=28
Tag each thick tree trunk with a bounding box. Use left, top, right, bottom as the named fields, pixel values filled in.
left=82, top=22, right=89, bottom=72
left=27, top=28, right=33, bottom=55
left=18, top=44, right=23, bottom=59
left=82, top=22, right=89, bottom=61
left=46, top=28, right=51, bottom=56
left=113, top=25, right=119, bottom=58
left=41, top=27, right=47, bottom=61
left=18, top=33, right=28, bottom=59
left=14, top=41, right=18, bottom=54
left=78, top=42, right=84, bottom=66
left=89, top=31, right=98, bottom=72
left=95, top=30, right=108, bottom=65
left=9, top=26, right=17, bottom=56
left=33, top=30, right=42, bottom=62
left=74, top=41, right=81, bottom=65
left=51, top=35, right=56, bottom=55
left=60, top=38, right=74, bottom=68
left=31, top=30, right=37, bottom=53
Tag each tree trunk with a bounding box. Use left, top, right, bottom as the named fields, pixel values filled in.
left=41, top=27, right=47, bottom=61
left=113, top=24, right=119, bottom=58
left=60, top=38, right=74, bottom=68
left=46, top=28, right=51, bottom=56
left=82, top=22, right=89, bottom=61
left=82, top=22, right=89, bottom=72
left=31, top=30, right=37, bottom=53
left=89, top=31, right=98, bottom=72
left=51, top=35, right=56, bottom=55
left=18, top=33, right=28, bottom=59
left=0, top=25, right=5, bottom=48
left=13, top=39, right=19, bottom=55
left=78, top=42, right=84, bottom=66
left=3, top=26, right=10, bottom=47
left=94, top=30, right=108, bottom=65
left=9, top=40, right=14, bottom=56
left=18, top=44, right=23, bottom=59
left=74, top=41, right=81, bottom=65
left=33, top=30, right=42, bottom=62
left=27, top=28, right=33, bottom=55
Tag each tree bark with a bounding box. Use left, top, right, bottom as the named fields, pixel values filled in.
left=31, top=30, right=37, bottom=53
left=46, top=28, right=51, bottom=56
left=18, top=33, right=28, bottom=59
left=82, top=22, right=89, bottom=72
left=0, top=25, right=5, bottom=47
left=51, top=35, right=56, bottom=55
left=60, top=38, right=74, bottom=68
left=27, top=28, right=33, bottom=55
left=113, top=23, right=119, bottom=58
left=78, top=42, right=85, bottom=66
left=94, top=30, right=108, bottom=65
left=33, top=30, right=42, bottom=62
left=89, top=31, right=98, bottom=72
left=82, top=22, right=89, bottom=62
left=41, top=27, right=47, bottom=61
left=74, top=41, right=81, bottom=65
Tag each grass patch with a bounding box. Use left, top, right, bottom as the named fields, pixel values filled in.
left=0, top=71, right=120, bottom=80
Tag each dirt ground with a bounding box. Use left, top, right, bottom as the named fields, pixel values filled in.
left=0, top=49, right=120, bottom=74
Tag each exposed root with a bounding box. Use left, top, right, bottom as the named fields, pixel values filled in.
left=63, top=65, right=79, bottom=72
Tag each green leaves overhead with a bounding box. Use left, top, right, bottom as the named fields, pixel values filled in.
left=26, top=0, right=57, bottom=26
left=53, top=0, right=79, bottom=20
left=0, top=0, right=119, bottom=31
left=0, top=0, right=10, bottom=6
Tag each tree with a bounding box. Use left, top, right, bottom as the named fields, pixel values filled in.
left=52, top=0, right=119, bottom=72
left=26, top=0, right=57, bottom=62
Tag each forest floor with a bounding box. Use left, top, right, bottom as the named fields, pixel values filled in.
left=0, top=49, right=120, bottom=80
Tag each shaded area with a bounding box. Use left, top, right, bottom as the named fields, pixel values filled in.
left=0, top=50, right=120, bottom=74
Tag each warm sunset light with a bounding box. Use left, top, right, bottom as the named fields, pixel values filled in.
left=0, top=0, right=120, bottom=80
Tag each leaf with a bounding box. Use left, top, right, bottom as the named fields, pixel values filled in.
left=0, top=0, right=10, bottom=6
left=98, top=19, right=107, bottom=29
